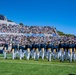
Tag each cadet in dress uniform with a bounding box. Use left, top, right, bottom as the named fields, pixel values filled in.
left=34, top=42, right=40, bottom=61
left=46, top=41, right=52, bottom=61
left=71, top=41, right=75, bottom=61
left=40, top=41, right=46, bottom=60
left=68, top=41, right=73, bottom=62
left=63, top=41, right=68, bottom=61
left=19, top=44, right=25, bottom=60
left=11, top=43, right=18, bottom=59
left=59, top=41, right=64, bottom=62
left=58, top=41, right=62, bottom=59
left=25, top=42, right=31, bottom=60
left=55, top=42, right=59, bottom=59
left=31, top=42, right=35, bottom=59
left=3, top=43, right=8, bottom=59
left=53, top=43, right=58, bottom=60
left=73, top=42, right=76, bottom=61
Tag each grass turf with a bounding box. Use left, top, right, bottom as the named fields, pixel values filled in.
left=0, top=54, right=76, bottom=75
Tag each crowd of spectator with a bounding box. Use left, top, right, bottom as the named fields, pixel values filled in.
left=0, top=34, right=76, bottom=46
left=0, top=24, right=57, bottom=34
left=0, top=24, right=76, bottom=46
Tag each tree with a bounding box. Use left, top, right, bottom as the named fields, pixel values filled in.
left=19, top=23, right=24, bottom=26
left=57, top=31, right=75, bottom=36
left=57, top=31, right=65, bottom=36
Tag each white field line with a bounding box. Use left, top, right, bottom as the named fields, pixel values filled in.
left=0, top=60, right=76, bottom=67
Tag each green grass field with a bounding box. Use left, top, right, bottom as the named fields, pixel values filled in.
left=0, top=54, right=76, bottom=75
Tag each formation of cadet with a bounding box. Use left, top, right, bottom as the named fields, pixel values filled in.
left=2, top=40, right=76, bottom=62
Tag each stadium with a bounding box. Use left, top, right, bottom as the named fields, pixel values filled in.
left=0, top=14, right=76, bottom=75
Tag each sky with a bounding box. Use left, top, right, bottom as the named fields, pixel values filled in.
left=0, top=0, right=76, bottom=35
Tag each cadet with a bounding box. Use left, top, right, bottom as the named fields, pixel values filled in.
left=68, top=41, right=73, bottom=62
left=59, top=41, right=64, bottom=62
left=53, top=42, right=58, bottom=60
left=34, top=42, right=40, bottom=61
left=3, top=42, right=8, bottom=59
left=40, top=41, right=46, bottom=60
left=74, top=42, right=76, bottom=61
left=55, top=42, right=59, bottom=59
left=11, top=43, right=15, bottom=59
left=31, top=41, right=36, bottom=59
left=19, top=44, right=25, bottom=60
left=72, top=41, right=75, bottom=61
left=63, top=41, right=68, bottom=61
left=58, top=41, right=62, bottom=59
left=46, top=41, right=52, bottom=61
left=25, top=42, right=31, bottom=60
